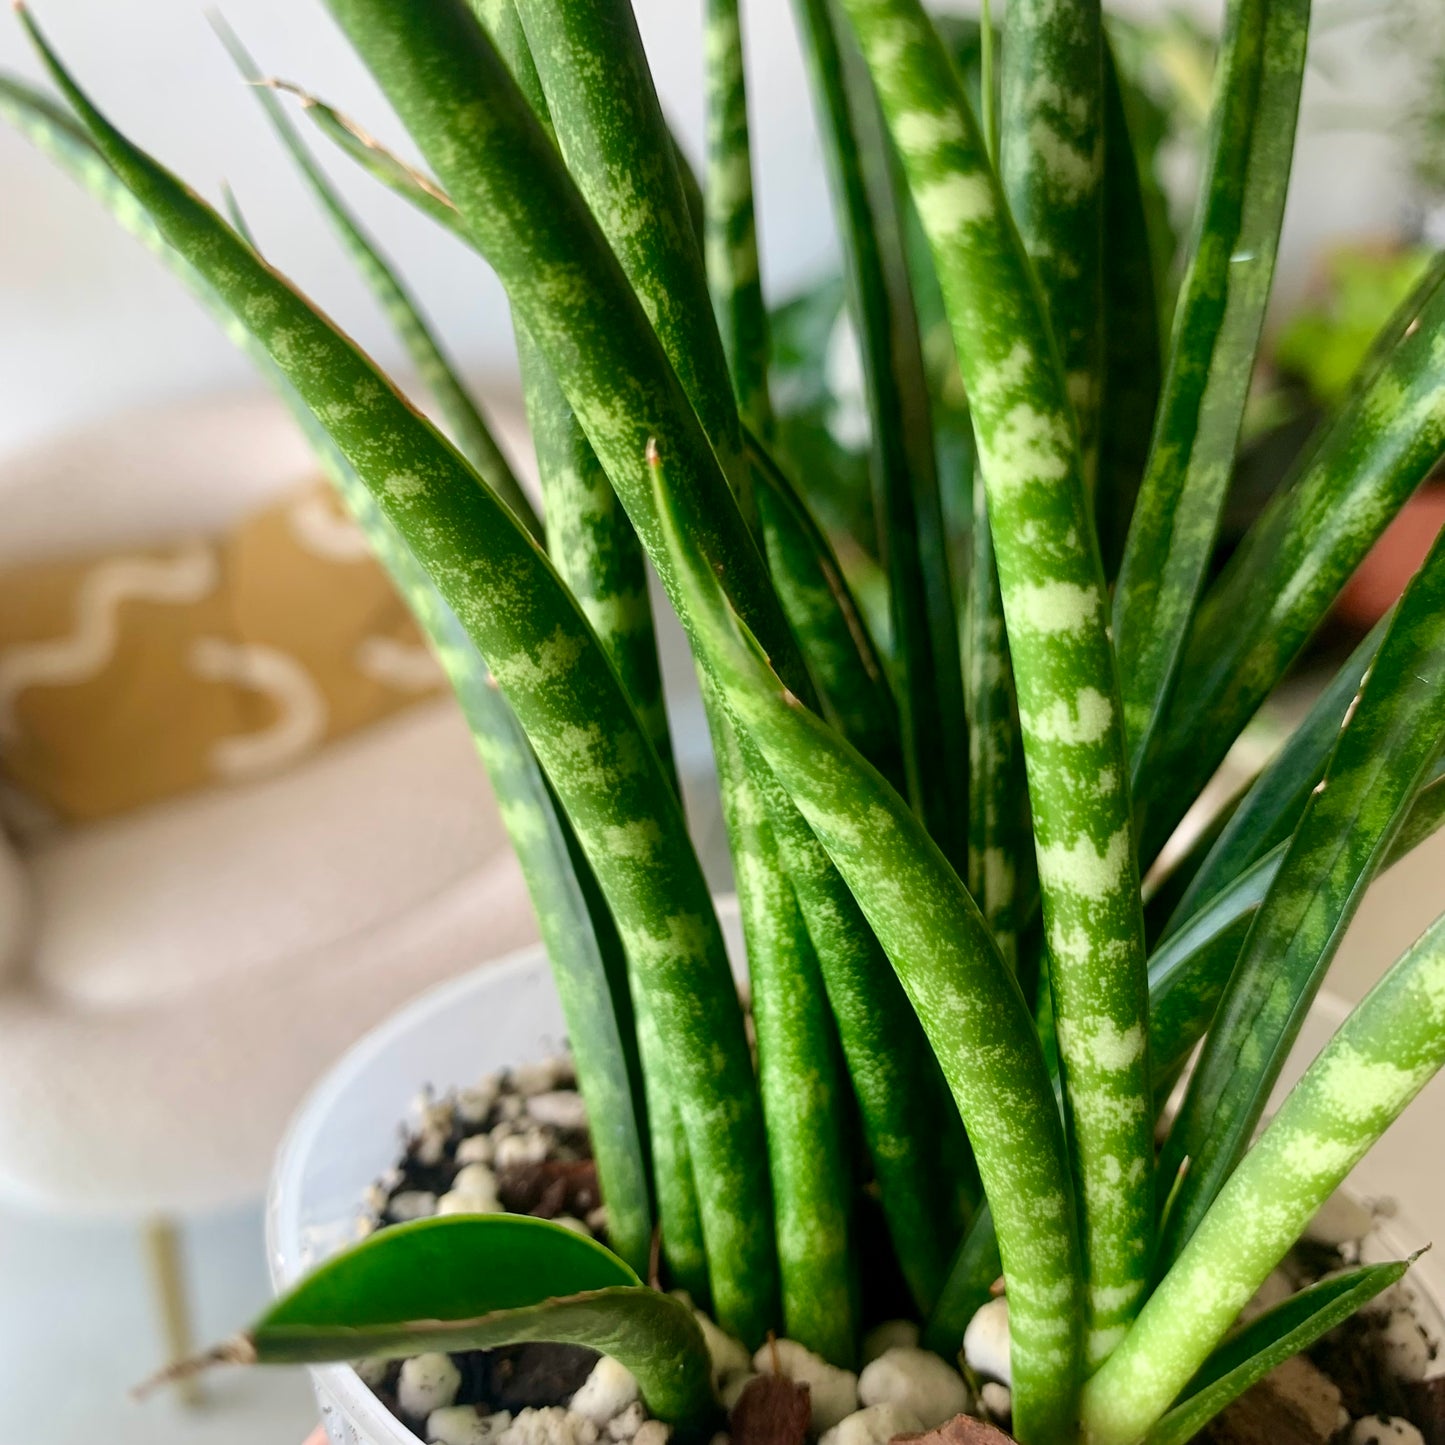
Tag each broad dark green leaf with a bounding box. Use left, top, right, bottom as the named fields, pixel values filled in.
left=245, top=1218, right=716, bottom=1429
left=1143, top=1261, right=1412, bottom=1445
left=1159, top=520, right=1445, bottom=1266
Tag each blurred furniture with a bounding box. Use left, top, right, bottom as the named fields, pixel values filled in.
left=0, top=391, right=541, bottom=1383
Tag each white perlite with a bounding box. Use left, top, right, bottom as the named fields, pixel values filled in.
left=511, top=1060, right=564, bottom=1097
left=979, top=1383, right=1012, bottom=1422
left=438, top=1163, right=502, bottom=1217
left=631, top=1423, right=671, bottom=1445
left=389, top=1189, right=438, bottom=1222
left=858, top=1346, right=970, bottom=1428
left=499, top=1406, right=598, bottom=1445
left=963, top=1297, right=1011, bottom=1385
left=753, top=1338, right=860, bottom=1433
left=1379, top=1310, right=1435, bottom=1381
left=496, top=1130, right=553, bottom=1168
left=456, top=1134, right=496, bottom=1166
left=861, top=1320, right=920, bottom=1365
left=685, top=1302, right=752, bottom=1385
left=570, top=1357, right=641, bottom=1426
left=427, top=1406, right=511, bottom=1445
left=528, top=1091, right=589, bottom=1131
left=457, top=1076, right=501, bottom=1126
left=398, top=1353, right=462, bottom=1417
left=1350, top=1418, right=1427, bottom=1445
left=607, top=1402, right=648, bottom=1440
left=819, top=1403, right=925, bottom=1445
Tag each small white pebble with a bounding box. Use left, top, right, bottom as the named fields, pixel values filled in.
left=354, top=1216, right=377, bottom=1239
left=415, top=1093, right=456, bottom=1135
left=453, top=1164, right=500, bottom=1206
left=963, top=1297, right=1011, bottom=1385
left=570, top=1357, right=640, bottom=1426
left=688, top=1307, right=752, bottom=1384
left=753, top=1339, right=860, bottom=1433
left=858, top=1348, right=969, bottom=1429
left=362, top=1182, right=390, bottom=1215
left=437, top=1189, right=503, bottom=1217
left=398, top=1354, right=462, bottom=1417
left=354, top=1356, right=391, bottom=1387
left=1378, top=1311, right=1434, bottom=1381
left=608, top=1402, right=648, bottom=1440
left=528, top=1091, right=589, bottom=1130
left=819, top=1403, right=925, bottom=1445
left=414, top=1129, right=449, bottom=1168
left=551, top=1215, right=592, bottom=1236
left=586, top=1206, right=609, bottom=1234
left=427, top=1406, right=511, bottom=1445
left=499, top=1407, right=596, bottom=1445
left=980, top=1383, right=1011, bottom=1421
left=862, top=1321, right=921, bottom=1365
left=389, top=1190, right=438, bottom=1222
left=511, top=1061, right=561, bottom=1097
left=456, top=1134, right=495, bottom=1166
left=1306, top=1191, right=1374, bottom=1247
left=457, top=1077, right=501, bottom=1126
left=496, top=1094, right=528, bottom=1122
left=1349, top=1417, right=1426, bottom=1445
left=632, top=1423, right=670, bottom=1445
left=495, top=1131, right=551, bottom=1168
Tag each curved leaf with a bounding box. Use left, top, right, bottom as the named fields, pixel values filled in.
left=1159, top=519, right=1445, bottom=1265
left=650, top=436, right=1084, bottom=1443
left=836, top=0, right=1154, bottom=1377
left=1084, top=909, right=1445, bottom=1445
left=1142, top=1260, right=1412, bottom=1445
left=247, top=1218, right=717, bottom=1429
left=20, top=10, right=776, bottom=1347
left=1144, top=251, right=1445, bottom=861
left=1113, top=0, right=1309, bottom=785
left=704, top=0, right=773, bottom=435
left=793, top=0, right=969, bottom=873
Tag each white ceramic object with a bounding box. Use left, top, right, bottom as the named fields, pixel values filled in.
left=268, top=903, right=1445, bottom=1445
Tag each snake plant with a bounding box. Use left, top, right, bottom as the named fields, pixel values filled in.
left=7, top=1, right=1445, bottom=1442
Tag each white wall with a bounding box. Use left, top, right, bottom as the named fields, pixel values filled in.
left=0, top=0, right=1419, bottom=461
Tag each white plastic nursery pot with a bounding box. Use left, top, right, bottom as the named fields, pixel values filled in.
left=268, top=898, right=1445, bottom=1445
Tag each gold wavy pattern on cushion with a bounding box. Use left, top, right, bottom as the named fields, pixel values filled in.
left=0, top=482, right=444, bottom=822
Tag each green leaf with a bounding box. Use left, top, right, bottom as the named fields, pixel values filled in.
left=704, top=0, right=773, bottom=436
left=20, top=8, right=777, bottom=1347
left=836, top=0, right=1154, bottom=1378
left=650, top=434, right=1084, bottom=1443
left=210, top=16, right=539, bottom=541
left=243, top=1217, right=717, bottom=1430
left=1113, top=0, right=1310, bottom=790
left=1095, top=39, right=1163, bottom=581
left=922, top=1202, right=1002, bottom=1356
left=1084, top=910, right=1445, bottom=1445
left=999, top=0, right=1104, bottom=488
left=1144, top=248, right=1445, bottom=863
left=1142, top=1260, right=1412, bottom=1445
left=1166, top=616, right=1389, bottom=933
left=1159, top=518, right=1445, bottom=1266
left=745, top=430, right=904, bottom=791
left=793, top=0, right=969, bottom=875
left=0, top=60, right=661, bottom=1285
